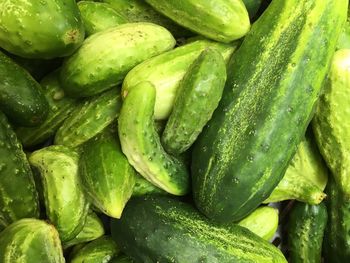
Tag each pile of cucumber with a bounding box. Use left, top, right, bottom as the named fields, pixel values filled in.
left=0, top=0, right=349, bottom=262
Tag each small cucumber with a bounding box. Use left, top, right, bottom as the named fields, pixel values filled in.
left=118, top=82, right=190, bottom=196
left=288, top=202, right=327, bottom=263
left=55, top=88, right=121, bottom=148
left=162, top=48, right=226, bottom=155
left=132, top=173, right=167, bottom=197
left=78, top=1, right=127, bottom=36
left=60, top=22, right=176, bottom=98
left=79, top=128, right=136, bottom=218
left=29, top=145, right=89, bottom=242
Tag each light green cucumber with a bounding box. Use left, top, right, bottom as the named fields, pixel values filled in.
left=337, top=9, right=350, bottom=50
left=60, top=22, right=175, bottom=98
left=132, top=173, right=167, bottom=197
left=29, top=145, right=89, bottom=242
left=55, top=88, right=121, bottom=148
left=122, top=39, right=238, bottom=120
left=118, top=82, right=190, bottom=196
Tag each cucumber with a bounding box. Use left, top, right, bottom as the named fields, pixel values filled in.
left=191, top=0, right=347, bottom=223
left=78, top=1, right=127, bottom=36
left=288, top=202, right=327, bottom=263
left=60, top=22, right=175, bottom=98
left=132, top=173, right=167, bottom=197
left=111, top=195, right=287, bottom=262
left=243, top=0, right=263, bottom=18
left=29, top=145, right=89, bottom=242
left=337, top=9, right=350, bottom=50
left=313, top=49, right=350, bottom=196
left=15, top=70, right=78, bottom=148
left=237, top=206, right=278, bottom=241
left=0, top=219, right=64, bottom=263
left=161, top=48, right=226, bottom=155
left=122, top=39, right=238, bottom=120
left=0, top=50, right=49, bottom=127
left=145, top=0, right=250, bottom=43
left=110, top=255, right=134, bottom=263
left=118, top=82, right=190, bottom=196
left=0, top=0, right=84, bottom=59
left=79, top=127, right=136, bottom=218
left=0, top=112, right=39, bottom=230
left=55, top=88, right=121, bottom=148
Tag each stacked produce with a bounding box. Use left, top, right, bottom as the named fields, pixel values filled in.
left=0, top=0, right=349, bottom=262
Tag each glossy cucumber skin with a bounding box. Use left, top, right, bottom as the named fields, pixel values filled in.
left=29, top=145, right=89, bottom=242
left=78, top=1, right=127, bottom=36
left=288, top=202, right=327, bottom=263
left=110, top=195, right=287, bottom=263
left=191, top=0, right=347, bottom=223
left=0, top=112, right=39, bottom=230
left=0, top=50, right=49, bottom=127
left=60, top=22, right=175, bottom=98
left=161, top=48, right=226, bottom=155
left=119, top=82, right=190, bottom=196
left=55, top=88, right=121, bottom=148
left=0, top=219, right=65, bottom=263
left=79, top=128, right=136, bottom=218
left=122, top=39, right=238, bottom=120
left=145, top=0, right=250, bottom=43
left=15, top=70, right=78, bottom=148
left=0, top=0, right=84, bottom=59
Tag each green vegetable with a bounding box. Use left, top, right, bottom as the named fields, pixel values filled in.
left=110, top=255, right=134, bottom=263
left=243, top=0, right=263, bottom=18
left=132, top=173, right=167, bottom=197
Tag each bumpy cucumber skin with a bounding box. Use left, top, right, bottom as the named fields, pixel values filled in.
left=55, top=88, right=121, bottom=148
left=122, top=39, right=238, bottom=120
left=313, top=49, right=350, bottom=196
left=78, top=1, right=127, bottom=36
left=80, top=128, right=136, bottom=218
left=145, top=0, right=250, bottom=43
left=242, top=0, right=263, bottom=18
left=0, top=51, right=49, bottom=127
left=132, top=173, right=167, bottom=197
left=162, top=48, right=226, bottom=155
left=191, top=0, right=347, bottom=223
left=111, top=195, right=287, bottom=263
left=0, top=219, right=64, bottom=263
left=119, top=82, right=190, bottom=196
left=29, top=145, right=89, bottom=242
left=60, top=22, right=175, bottom=98
left=0, top=0, right=84, bottom=59
left=15, top=70, right=78, bottom=148
left=0, top=112, right=39, bottom=230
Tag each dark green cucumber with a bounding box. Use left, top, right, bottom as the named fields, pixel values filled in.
left=118, top=82, right=190, bottom=196
left=111, top=195, right=287, bottom=262
left=78, top=1, right=127, bottom=36
left=243, top=0, right=263, bottom=18
left=55, top=88, right=121, bottom=148
left=145, top=0, right=250, bottom=43
left=0, top=50, right=49, bottom=127
left=15, top=70, right=78, bottom=148
left=162, top=48, right=226, bottom=155
left=0, top=219, right=64, bottom=263
left=80, top=128, right=136, bottom=218
left=110, top=255, right=134, bottom=263
left=132, top=173, right=167, bottom=197
left=29, top=145, right=89, bottom=242
left=0, top=112, right=39, bottom=230
left=192, top=0, right=347, bottom=223
left=288, top=202, right=327, bottom=263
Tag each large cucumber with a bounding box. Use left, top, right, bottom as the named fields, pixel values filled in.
left=118, top=82, right=190, bottom=196
left=111, top=195, right=287, bottom=262
left=60, top=22, right=175, bottom=98
left=29, top=145, right=89, bottom=242
left=122, top=39, right=238, bottom=120
left=191, top=0, right=347, bottom=223
left=0, top=112, right=39, bottom=230
left=145, top=0, right=250, bottom=43
left=0, top=0, right=84, bottom=59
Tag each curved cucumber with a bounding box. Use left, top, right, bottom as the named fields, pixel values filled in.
left=118, top=82, right=190, bottom=196
left=0, top=219, right=64, bottom=263
left=29, top=145, right=89, bottom=242
left=0, top=50, right=49, bottom=127
left=162, top=48, right=226, bottom=155
left=80, top=128, right=136, bottom=218
left=132, top=173, right=167, bottom=197
left=60, top=22, right=175, bottom=98
left=122, top=39, right=238, bottom=120
left=55, top=88, right=121, bottom=148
